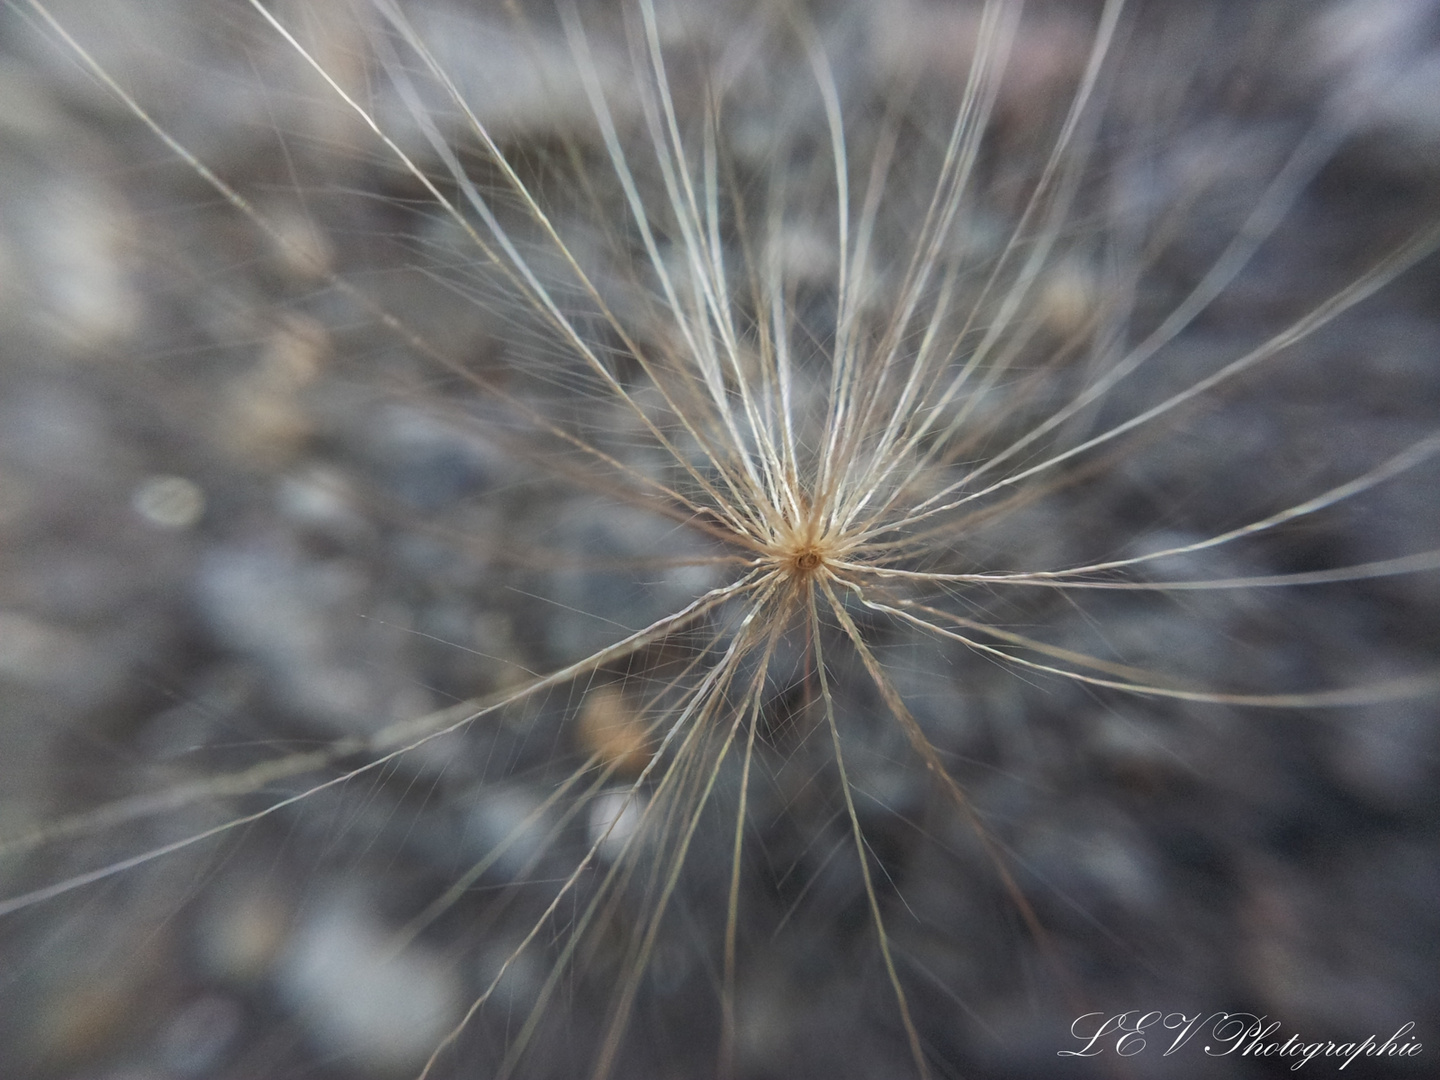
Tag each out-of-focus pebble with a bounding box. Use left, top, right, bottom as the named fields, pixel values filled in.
left=155, top=994, right=243, bottom=1077
left=274, top=893, right=463, bottom=1075
left=588, top=788, right=646, bottom=864
left=221, top=316, right=328, bottom=465
left=0, top=68, right=139, bottom=350
left=0, top=609, right=91, bottom=686
left=196, top=882, right=292, bottom=986
left=131, top=475, right=205, bottom=530
left=462, top=782, right=553, bottom=880
left=577, top=685, right=652, bottom=776
left=195, top=540, right=388, bottom=733
left=1312, top=0, right=1440, bottom=152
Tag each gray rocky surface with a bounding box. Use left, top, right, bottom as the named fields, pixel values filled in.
left=1, top=1, right=1437, bottom=1078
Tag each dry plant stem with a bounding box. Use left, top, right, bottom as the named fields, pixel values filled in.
left=17, top=0, right=748, bottom=554
left=719, top=662, right=764, bottom=1080
left=390, top=604, right=765, bottom=955
left=474, top=582, right=791, bottom=1080
left=591, top=621, right=787, bottom=1080
left=4, top=0, right=1440, bottom=1077
left=0, top=568, right=762, bottom=916
left=808, top=579, right=930, bottom=1078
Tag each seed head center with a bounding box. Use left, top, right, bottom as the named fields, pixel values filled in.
left=768, top=502, right=842, bottom=580
left=790, top=546, right=825, bottom=576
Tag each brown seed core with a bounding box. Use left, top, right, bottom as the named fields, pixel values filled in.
left=793, top=549, right=822, bottom=572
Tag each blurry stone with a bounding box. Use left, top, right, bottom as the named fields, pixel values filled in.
left=0, top=380, right=112, bottom=482
left=363, top=404, right=501, bottom=512
left=131, top=475, right=206, bottom=530
left=868, top=0, right=1089, bottom=128
left=0, top=609, right=91, bottom=687
left=276, top=465, right=367, bottom=543
left=546, top=501, right=712, bottom=662
left=1037, top=256, right=1098, bottom=338
left=765, top=223, right=838, bottom=286
left=195, top=538, right=410, bottom=735
left=577, top=685, right=652, bottom=776
left=1018, top=804, right=1160, bottom=919
left=0, top=65, right=139, bottom=350
left=35, top=980, right=146, bottom=1069
left=0, top=466, right=34, bottom=530
left=264, top=200, right=335, bottom=283
left=274, top=892, right=463, bottom=1075
left=461, top=782, right=553, bottom=881
left=734, top=964, right=795, bottom=1071
left=220, top=315, right=329, bottom=465
left=1239, top=852, right=1430, bottom=1035
left=379, top=5, right=613, bottom=147
left=588, top=789, right=646, bottom=864
left=155, top=994, right=243, bottom=1077
left=196, top=881, right=291, bottom=985
left=1312, top=0, right=1440, bottom=154
left=27, top=931, right=171, bottom=1072
left=1087, top=706, right=1203, bottom=795
left=1328, top=700, right=1434, bottom=811
left=471, top=610, right=528, bottom=688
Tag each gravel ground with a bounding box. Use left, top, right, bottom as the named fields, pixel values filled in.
left=1, top=1, right=1438, bottom=1078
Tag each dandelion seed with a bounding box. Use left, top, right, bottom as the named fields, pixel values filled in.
left=3, top=0, right=1439, bottom=1078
